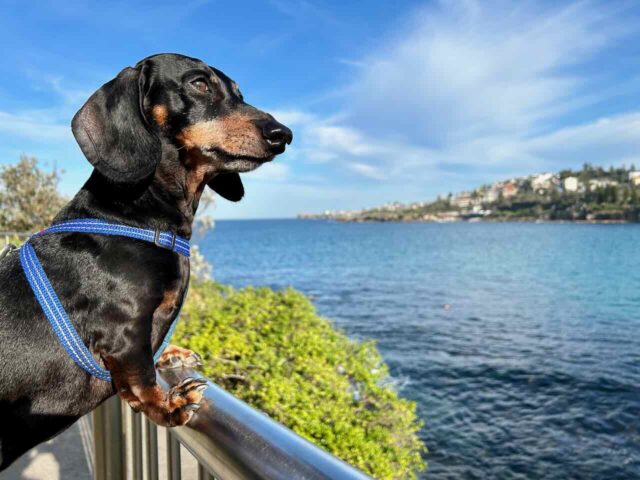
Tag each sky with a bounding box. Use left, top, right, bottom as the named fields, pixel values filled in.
left=1, top=0, right=640, bottom=219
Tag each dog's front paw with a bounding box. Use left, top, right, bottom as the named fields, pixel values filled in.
left=167, top=377, right=208, bottom=426
left=156, top=344, right=203, bottom=370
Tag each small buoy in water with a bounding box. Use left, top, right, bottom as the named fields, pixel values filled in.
left=443, top=304, right=451, bottom=310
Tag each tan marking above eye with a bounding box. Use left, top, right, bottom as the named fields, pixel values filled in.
left=152, top=105, right=168, bottom=127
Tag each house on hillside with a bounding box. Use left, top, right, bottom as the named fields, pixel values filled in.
left=589, top=178, right=618, bottom=189
left=531, top=173, right=556, bottom=193
left=451, top=192, right=473, bottom=208
left=629, top=171, right=640, bottom=187
left=502, top=181, right=519, bottom=198
left=563, top=176, right=579, bottom=192
left=483, top=188, right=499, bottom=203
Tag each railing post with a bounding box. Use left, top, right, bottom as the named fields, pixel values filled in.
left=166, top=430, right=182, bottom=480
left=143, top=417, right=159, bottom=480
left=93, top=401, right=106, bottom=480
left=93, top=396, right=124, bottom=480
left=131, top=411, right=144, bottom=480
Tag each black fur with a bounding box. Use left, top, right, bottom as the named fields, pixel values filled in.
left=207, top=173, right=245, bottom=202
left=72, top=63, right=161, bottom=184
left=0, top=53, right=291, bottom=470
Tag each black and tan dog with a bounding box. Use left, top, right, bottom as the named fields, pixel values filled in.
left=0, top=53, right=291, bottom=469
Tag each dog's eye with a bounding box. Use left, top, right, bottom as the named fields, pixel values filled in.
left=191, top=80, right=209, bottom=93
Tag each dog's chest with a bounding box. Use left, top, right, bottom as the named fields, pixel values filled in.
left=150, top=256, right=190, bottom=352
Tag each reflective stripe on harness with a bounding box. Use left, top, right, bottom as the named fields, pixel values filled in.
left=19, top=219, right=191, bottom=383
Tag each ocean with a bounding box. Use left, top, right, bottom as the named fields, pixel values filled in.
left=200, top=220, right=640, bottom=479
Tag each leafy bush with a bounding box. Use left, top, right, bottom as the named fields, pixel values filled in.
left=0, top=155, right=66, bottom=232
left=175, top=281, right=426, bottom=479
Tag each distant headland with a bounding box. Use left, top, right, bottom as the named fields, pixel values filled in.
left=298, top=164, right=640, bottom=223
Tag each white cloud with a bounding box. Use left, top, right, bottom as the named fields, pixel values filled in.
left=519, top=112, right=640, bottom=167
left=279, top=0, right=640, bottom=194
left=0, top=111, right=70, bottom=142
left=348, top=162, right=385, bottom=179
left=0, top=67, right=89, bottom=145
left=40, top=75, right=92, bottom=106
left=347, top=1, right=620, bottom=144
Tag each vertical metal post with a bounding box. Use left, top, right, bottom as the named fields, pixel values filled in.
left=166, top=430, right=182, bottom=480
left=93, top=397, right=124, bottom=480
left=143, top=416, right=159, bottom=480
left=131, top=411, right=143, bottom=480
left=107, top=398, right=125, bottom=480
left=93, top=402, right=107, bottom=480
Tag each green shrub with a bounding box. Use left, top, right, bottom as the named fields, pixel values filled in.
left=175, top=281, right=426, bottom=479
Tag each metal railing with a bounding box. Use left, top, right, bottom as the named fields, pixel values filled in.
left=93, top=367, right=372, bottom=480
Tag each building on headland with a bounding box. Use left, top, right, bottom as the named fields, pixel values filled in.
left=451, top=192, right=473, bottom=208
left=563, top=176, right=579, bottom=192
left=629, top=171, right=640, bottom=187
left=502, top=181, right=519, bottom=199
left=482, top=187, right=499, bottom=203
left=531, top=173, right=556, bottom=193
left=589, top=178, right=618, bottom=189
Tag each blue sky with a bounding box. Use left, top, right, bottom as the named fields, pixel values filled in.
left=1, top=0, right=640, bottom=219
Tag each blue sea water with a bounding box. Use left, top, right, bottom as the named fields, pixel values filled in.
left=200, top=220, right=640, bottom=479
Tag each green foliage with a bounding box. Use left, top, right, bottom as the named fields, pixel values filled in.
left=0, top=155, right=67, bottom=231
left=175, top=281, right=427, bottom=479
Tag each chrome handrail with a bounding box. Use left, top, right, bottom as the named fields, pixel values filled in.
left=93, top=368, right=372, bottom=480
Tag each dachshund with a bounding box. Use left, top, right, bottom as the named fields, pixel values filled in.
left=0, top=53, right=292, bottom=469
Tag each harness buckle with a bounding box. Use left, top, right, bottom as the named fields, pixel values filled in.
left=154, top=229, right=177, bottom=251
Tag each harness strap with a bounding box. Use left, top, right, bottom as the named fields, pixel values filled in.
left=38, top=219, right=190, bottom=257
left=20, top=219, right=191, bottom=383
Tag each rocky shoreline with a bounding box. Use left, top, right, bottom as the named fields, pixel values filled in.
left=297, top=215, right=631, bottom=224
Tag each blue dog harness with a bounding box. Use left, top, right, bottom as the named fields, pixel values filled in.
left=19, top=219, right=191, bottom=382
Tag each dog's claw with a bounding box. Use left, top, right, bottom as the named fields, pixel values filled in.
left=168, top=378, right=208, bottom=399
left=193, top=352, right=203, bottom=366
left=184, top=403, right=201, bottom=413
left=165, top=377, right=208, bottom=425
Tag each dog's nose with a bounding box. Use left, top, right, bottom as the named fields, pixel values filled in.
left=257, top=119, right=293, bottom=154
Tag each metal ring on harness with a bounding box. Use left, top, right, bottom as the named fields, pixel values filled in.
left=155, top=229, right=177, bottom=250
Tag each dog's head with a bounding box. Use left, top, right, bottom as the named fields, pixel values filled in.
left=72, top=53, right=292, bottom=202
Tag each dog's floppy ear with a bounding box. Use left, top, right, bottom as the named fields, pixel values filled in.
left=71, top=63, right=160, bottom=183
left=207, top=173, right=244, bottom=202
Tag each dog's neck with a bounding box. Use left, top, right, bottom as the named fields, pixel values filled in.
left=55, top=148, right=215, bottom=239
